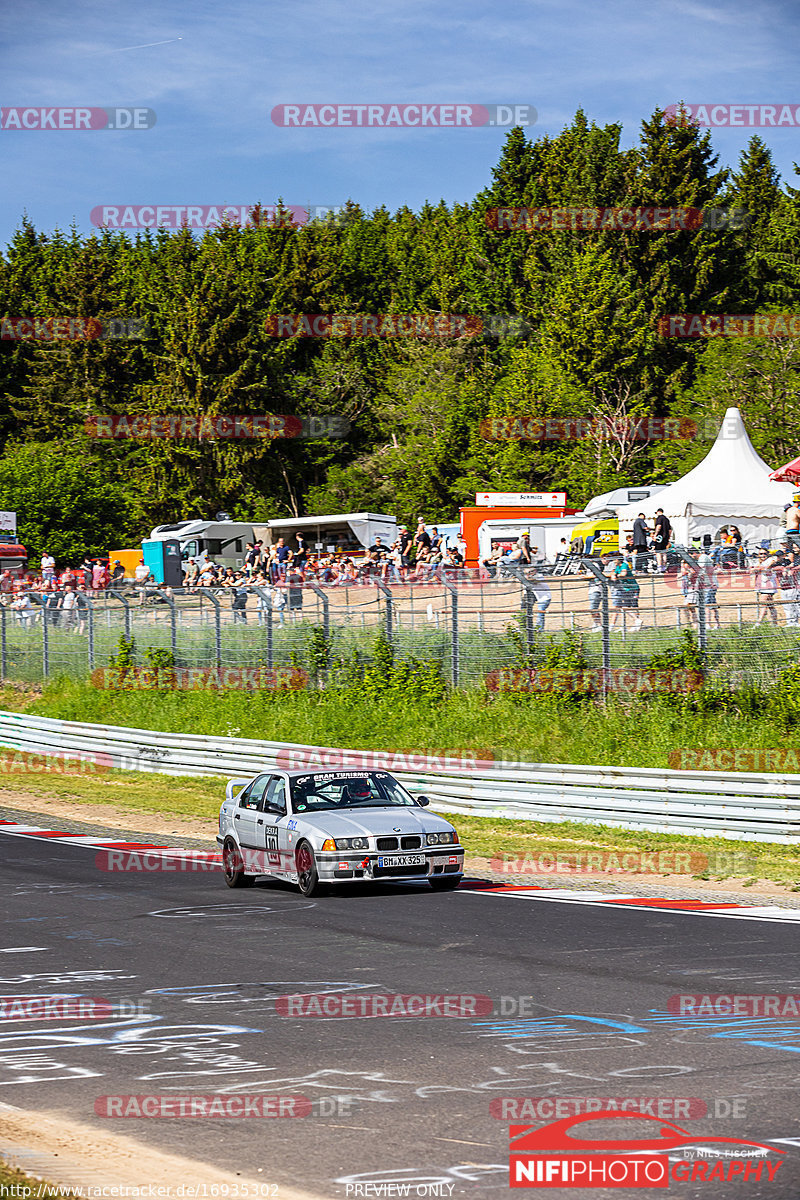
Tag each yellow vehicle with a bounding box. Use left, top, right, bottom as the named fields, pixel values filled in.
left=569, top=517, right=619, bottom=555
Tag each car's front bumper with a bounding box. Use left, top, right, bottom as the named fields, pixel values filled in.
left=315, top=847, right=464, bottom=883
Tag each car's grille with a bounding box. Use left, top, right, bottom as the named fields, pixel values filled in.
left=401, top=836, right=421, bottom=850
left=376, top=837, right=398, bottom=851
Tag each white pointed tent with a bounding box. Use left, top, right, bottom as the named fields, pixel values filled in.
left=617, top=407, right=796, bottom=547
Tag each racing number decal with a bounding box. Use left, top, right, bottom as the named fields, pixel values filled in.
left=264, top=825, right=280, bottom=867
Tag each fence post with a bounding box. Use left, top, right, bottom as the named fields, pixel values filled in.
left=307, top=581, right=330, bottom=641
left=197, top=588, right=222, bottom=672
left=42, top=594, right=50, bottom=680
left=108, top=590, right=132, bottom=641
left=252, top=586, right=274, bottom=671
left=0, top=604, right=5, bottom=682
left=160, top=591, right=178, bottom=657
left=582, top=559, right=611, bottom=698
left=85, top=596, right=95, bottom=670
left=437, top=570, right=459, bottom=688
left=373, top=578, right=393, bottom=644
left=675, top=549, right=707, bottom=656
left=503, top=564, right=536, bottom=653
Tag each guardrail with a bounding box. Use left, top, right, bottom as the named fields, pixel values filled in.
left=0, top=710, right=798, bottom=844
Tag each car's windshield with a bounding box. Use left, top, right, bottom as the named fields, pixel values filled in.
left=290, top=771, right=417, bottom=812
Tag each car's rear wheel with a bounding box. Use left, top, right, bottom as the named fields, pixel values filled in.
left=429, top=876, right=461, bottom=891
left=295, top=841, right=324, bottom=896
left=223, top=838, right=254, bottom=888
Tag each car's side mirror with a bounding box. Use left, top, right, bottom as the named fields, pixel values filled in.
left=415, top=795, right=430, bottom=806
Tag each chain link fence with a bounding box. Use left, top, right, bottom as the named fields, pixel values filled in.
left=2, top=554, right=799, bottom=691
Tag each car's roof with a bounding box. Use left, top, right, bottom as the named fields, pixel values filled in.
left=281, top=768, right=391, bottom=779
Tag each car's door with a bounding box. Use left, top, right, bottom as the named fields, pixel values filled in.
left=234, top=774, right=270, bottom=849
left=257, top=775, right=291, bottom=873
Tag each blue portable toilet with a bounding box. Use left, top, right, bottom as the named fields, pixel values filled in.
left=142, top=538, right=182, bottom=585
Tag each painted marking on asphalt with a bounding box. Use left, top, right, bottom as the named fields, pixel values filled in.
left=465, top=884, right=800, bottom=923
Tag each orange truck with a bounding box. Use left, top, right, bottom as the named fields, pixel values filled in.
left=460, top=492, right=579, bottom=566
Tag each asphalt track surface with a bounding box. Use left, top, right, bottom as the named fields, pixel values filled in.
left=2, top=830, right=800, bottom=1198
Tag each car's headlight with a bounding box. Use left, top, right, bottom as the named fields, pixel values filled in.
left=427, top=831, right=456, bottom=845
left=334, top=837, right=370, bottom=850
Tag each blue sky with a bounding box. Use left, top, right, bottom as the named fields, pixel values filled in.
left=2, top=0, right=800, bottom=245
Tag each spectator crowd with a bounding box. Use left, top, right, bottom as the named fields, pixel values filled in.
left=5, top=504, right=800, bottom=634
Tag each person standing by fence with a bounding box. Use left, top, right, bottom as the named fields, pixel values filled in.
left=754, top=549, right=779, bottom=626
left=653, top=509, right=671, bottom=572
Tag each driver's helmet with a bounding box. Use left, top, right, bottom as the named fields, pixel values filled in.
left=341, top=778, right=372, bottom=802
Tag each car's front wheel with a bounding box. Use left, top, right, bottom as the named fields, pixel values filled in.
left=295, top=841, right=324, bottom=896
left=429, top=876, right=461, bottom=892
left=222, top=838, right=254, bottom=888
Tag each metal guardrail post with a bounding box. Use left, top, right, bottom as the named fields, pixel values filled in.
left=582, top=559, right=611, bottom=695
left=251, top=587, right=274, bottom=671
left=437, top=570, right=459, bottom=687
left=307, top=581, right=330, bottom=641
left=197, top=588, right=222, bottom=672
left=675, top=549, right=707, bottom=655
left=374, top=578, right=393, bottom=643
left=109, top=590, right=132, bottom=641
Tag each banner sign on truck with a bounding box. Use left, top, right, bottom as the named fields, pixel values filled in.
left=475, top=492, right=566, bottom=507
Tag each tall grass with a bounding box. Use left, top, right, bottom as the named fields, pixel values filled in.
left=21, top=678, right=799, bottom=769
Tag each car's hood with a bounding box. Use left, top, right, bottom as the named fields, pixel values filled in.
left=296, top=808, right=455, bottom=840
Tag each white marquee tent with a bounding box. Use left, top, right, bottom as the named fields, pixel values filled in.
left=617, top=407, right=797, bottom=547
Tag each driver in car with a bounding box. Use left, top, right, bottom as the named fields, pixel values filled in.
left=341, top=779, right=372, bottom=804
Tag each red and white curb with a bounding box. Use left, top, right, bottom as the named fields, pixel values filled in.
left=458, top=879, right=800, bottom=922
left=0, top=818, right=220, bottom=866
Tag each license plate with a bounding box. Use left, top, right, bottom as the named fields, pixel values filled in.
left=378, top=854, right=426, bottom=867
